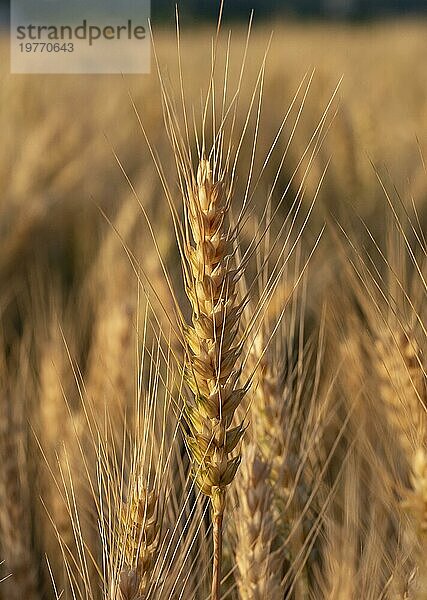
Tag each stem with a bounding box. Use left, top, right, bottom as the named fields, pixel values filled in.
left=211, top=510, right=223, bottom=600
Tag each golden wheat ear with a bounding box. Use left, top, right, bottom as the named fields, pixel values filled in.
left=100, top=318, right=183, bottom=600
left=177, top=156, right=247, bottom=600
left=233, top=443, right=283, bottom=600
left=36, top=299, right=187, bottom=600
left=116, top=479, right=161, bottom=600
left=331, top=194, right=427, bottom=598
left=143, top=7, right=335, bottom=595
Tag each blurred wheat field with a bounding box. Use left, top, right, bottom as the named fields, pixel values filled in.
left=1, top=17, right=427, bottom=600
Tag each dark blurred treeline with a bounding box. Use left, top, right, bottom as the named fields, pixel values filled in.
left=152, top=0, right=427, bottom=20
left=2, top=0, right=426, bottom=23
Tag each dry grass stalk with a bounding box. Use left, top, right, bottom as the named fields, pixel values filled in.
left=181, top=157, right=247, bottom=599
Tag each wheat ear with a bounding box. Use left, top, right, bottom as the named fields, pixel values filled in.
left=117, top=478, right=160, bottom=600
left=375, top=330, right=426, bottom=456
left=247, top=308, right=318, bottom=598
left=234, top=444, right=282, bottom=600
left=376, top=328, right=427, bottom=596
left=181, top=157, right=246, bottom=600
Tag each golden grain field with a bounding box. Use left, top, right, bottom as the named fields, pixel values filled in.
left=1, top=18, right=427, bottom=600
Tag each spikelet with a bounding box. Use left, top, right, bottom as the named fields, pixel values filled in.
left=234, top=444, right=283, bottom=600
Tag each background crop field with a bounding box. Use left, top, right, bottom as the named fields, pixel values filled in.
left=1, top=17, right=427, bottom=600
